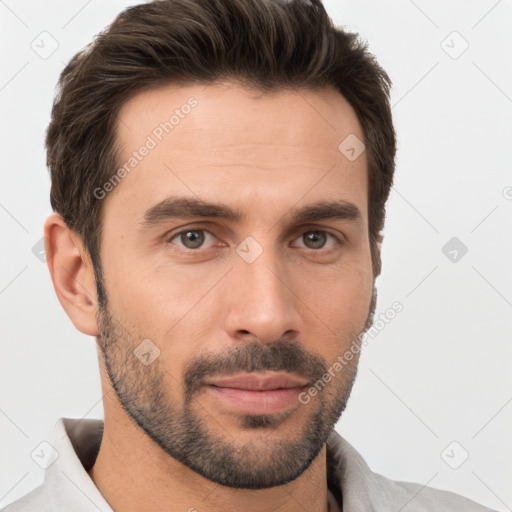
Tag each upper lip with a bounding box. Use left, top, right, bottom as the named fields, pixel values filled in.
left=205, top=373, right=309, bottom=390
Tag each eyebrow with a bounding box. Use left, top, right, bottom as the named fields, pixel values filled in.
left=139, top=196, right=363, bottom=228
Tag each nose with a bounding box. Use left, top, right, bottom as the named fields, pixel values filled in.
left=221, top=243, right=302, bottom=344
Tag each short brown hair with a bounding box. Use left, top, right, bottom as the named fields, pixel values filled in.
left=46, top=0, right=396, bottom=305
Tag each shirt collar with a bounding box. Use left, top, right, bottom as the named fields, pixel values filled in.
left=45, top=417, right=377, bottom=511
left=45, top=418, right=112, bottom=511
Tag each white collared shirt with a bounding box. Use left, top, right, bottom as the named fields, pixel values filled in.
left=2, top=417, right=496, bottom=511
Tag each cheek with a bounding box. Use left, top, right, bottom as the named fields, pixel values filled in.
left=103, top=263, right=221, bottom=373
left=303, top=250, right=373, bottom=306
left=338, top=258, right=374, bottom=315
left=293, top=256, right=374, bottom=348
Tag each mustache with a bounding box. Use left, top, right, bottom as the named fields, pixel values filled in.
left=183, top=340, right=328, bottom=401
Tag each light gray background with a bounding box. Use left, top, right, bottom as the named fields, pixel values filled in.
left=1, top=0, right=511, bottom=509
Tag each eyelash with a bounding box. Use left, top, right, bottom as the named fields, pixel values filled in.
left=165, top=226, right=343, bottom=255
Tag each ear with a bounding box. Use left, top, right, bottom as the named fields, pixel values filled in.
left=44, top=213, right=99, bottom=336
left=372, top=232, right=384, bottom=279
left=376, top=232, right=383, bottom=251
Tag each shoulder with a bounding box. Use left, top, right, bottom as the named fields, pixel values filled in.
left=326, top=431, right=497, bottom=511
left=1, top=485, right=51, bottom=512
left=373, top=472, right=498, bottom=511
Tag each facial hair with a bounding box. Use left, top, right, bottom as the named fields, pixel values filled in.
left=96, top=285, right=377, bottom=489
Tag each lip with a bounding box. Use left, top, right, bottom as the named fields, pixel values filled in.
left=204, top=372, right=309, bottom=390
left=203, top=373, right=310, bottom=415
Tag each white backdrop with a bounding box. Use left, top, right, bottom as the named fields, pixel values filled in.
left=0, top=0, right=510, bottom=509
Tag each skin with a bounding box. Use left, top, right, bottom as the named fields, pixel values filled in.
left=45, top=81, right=377, bottom=512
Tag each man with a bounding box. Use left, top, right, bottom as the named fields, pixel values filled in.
left=3, top=0, right=496, bottom=510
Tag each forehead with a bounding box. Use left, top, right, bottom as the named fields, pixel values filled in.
left=107, top=81, right=368, bottom=227
left=117, top=81, right=363, bottom=152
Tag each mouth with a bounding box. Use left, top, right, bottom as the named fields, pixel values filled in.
left=203, top=372, right=310, bottom=415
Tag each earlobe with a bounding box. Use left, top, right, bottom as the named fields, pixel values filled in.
left=44, top=213, right=99, bottom=336
left=376, top=232, right=384, bottom=250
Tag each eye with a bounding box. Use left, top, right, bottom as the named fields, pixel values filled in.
left=166, top=228, right=341, bottom=253
left=293, top=230, right=340, bottom=251
left=168, top=229, right=217, bottom=250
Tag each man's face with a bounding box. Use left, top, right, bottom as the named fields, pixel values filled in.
left=96, top=81, right=375, bottom=489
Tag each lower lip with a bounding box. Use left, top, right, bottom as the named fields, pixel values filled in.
left=205, top=385, right=307, bottom=415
